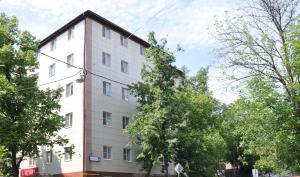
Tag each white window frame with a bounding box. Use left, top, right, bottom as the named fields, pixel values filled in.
left=102, top=52, right=111, bottom=66
left=122, top=87, right=129, bottom=101
left=103, top=81, right=112, bottom=96
left=67, top=53, right=74, bottom=68
left=66, top=82, right=73, bottom=97
left=50, top=38, right=56, bottom=51
left=65, top=112, right=73, bottom=128
left=64, top=147, right=72, bottom=161
left=46, top=150, right=52, bottom=164
left=123, top=148, right=131, bottom=161
left=121, top=60, right=128, bottom=74
left=103, top=145, right=112, bottom=160
left=120, top=35, right=128, bottom=47
left=102, top=26, right=111, bottom=39
left=68, top=27, right=74, bottom=40
left=49, top=64, right=55, bottom=78
left=103, top=111, right=112, bottom=127
left=122, top=116, right=129, bottom=129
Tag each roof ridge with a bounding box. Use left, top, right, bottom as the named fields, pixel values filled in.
left=39, top=10, right=149, bottom=48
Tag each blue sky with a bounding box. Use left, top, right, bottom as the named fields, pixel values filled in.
left=0, top=0, right=242, bottom=103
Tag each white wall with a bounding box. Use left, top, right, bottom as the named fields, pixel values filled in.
left=20, top=20, right=85, bottom=175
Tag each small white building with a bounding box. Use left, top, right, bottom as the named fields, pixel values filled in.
left=20, top=10, right=174, bottom=177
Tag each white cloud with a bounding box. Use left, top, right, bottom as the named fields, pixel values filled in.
left=1, top=0, right=242, bottom=47
left=0, top=0, right=244, bottom=103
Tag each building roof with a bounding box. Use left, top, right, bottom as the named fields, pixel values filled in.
left=39, top=10, right=149, bottom=48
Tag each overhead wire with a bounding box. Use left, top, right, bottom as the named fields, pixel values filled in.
left=16, top=1, right=178, bottom=92
left=38, top=52, right=131, bottom=87
left=125, top=0, right=177, bottom=40
left=39, top=52, right=83, bottom=70
left=17, top=70, right=82, bottom=92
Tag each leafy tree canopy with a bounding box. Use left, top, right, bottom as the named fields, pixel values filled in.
left=0, top=13, right=68, bottom=177
left=127, top=33, right=227, bottom=177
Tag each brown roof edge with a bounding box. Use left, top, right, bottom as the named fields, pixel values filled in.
left=39, top=10, right=149, bottom=48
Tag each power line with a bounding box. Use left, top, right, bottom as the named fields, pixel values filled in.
left=39, top=52, right=83, bottom=70
left=36, top=3, right=179, bottom=88
left=38, top=52, right=132, bottom=87
left=126, top=0, right=177, bottom=40
left=85, top=70, right=130, bottom=86
left=0, top=5, right=179, bottom=136
left=17, top=70, right=82, bottom=92
left=39, top=71, right=82, bottom=87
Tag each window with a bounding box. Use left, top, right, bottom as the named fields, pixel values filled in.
left=68, top=27, right=74, bottom=40
left=122, top=116, right=129, bottom=129
left=122, top=88, right=129, bottom=101
left=46, top=150, right=52, bottom=163
left=121, top=60, right=128, bottom=74
left=67, top=53, right=74, bottom=68
left=103, top=81, right=111, bottom=96
left=123, top=148, right=131, bottom=161
left=103, top=146, right=112, bottom=160
left=102, top=26, right=111, bottom=39
left=65, top=113, right=73, bottom=128
left=29, top=157, right=36, bottom=166
left=49, top=64, right=55, bottom=78
left=50, top=39, right=56, bottom=51
left=64, top=147, right=72, bottom=161
left=120, top=35, right=128, bottom=47
left=103, top=111, right=112, bottom=127
left=102, top=52, right=111, bottom=66
left=66, top=82, right=73, bottom=97
left=140, top=45, right=145, bottom=55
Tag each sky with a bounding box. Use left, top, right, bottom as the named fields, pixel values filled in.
left=0, top=0, right=243, bottom=103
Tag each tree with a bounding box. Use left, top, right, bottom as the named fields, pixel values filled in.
left=126, top=32, right=184, bottom=177
left=0, top=13, right=68, bottom=177
left=215, top=0, right=300, bottom=127
left=127, top=44, right=227, bottom=176
left=175, top=68, right=227, bottom=177
left=214, top=0, right=300, bottom=174
left=221, top=110, right=259, bottom=177
left=223, top=77, right=300, bottom=174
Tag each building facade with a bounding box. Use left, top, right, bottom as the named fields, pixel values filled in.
left=19, top=10, right=174, bottom=177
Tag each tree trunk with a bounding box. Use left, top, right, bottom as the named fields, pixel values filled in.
left=164, top=159, right=169, bottom=177
left=10, top=145, right=21, bottom=177
left=12, top=165, right=19, bottom=177
left=11, top=150, right=19, bottom=177
left=146, top=163, right=153, bottom=177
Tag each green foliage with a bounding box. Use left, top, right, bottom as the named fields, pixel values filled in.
left=215, top=0, right=300, bottom=175
left=224, top=77, right=300, bottom=174
left=175, top=68, right=227, bottom=177
left=0, top=13, right=68, bottom=177
left=127, top=32, right=183, bottom=177
left=127, top=43, right=227, bottom=177
left=0, top=146, right=12, bottom=177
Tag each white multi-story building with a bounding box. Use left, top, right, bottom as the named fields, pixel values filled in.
left=19, top=10, right=174, bottom=177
